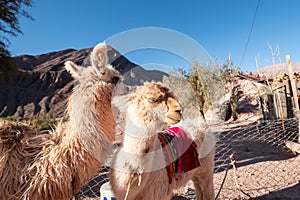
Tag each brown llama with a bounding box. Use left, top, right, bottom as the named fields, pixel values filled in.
left=110, top=82, right=215, bottom=200
left=0, top=43, right=121, bottom=200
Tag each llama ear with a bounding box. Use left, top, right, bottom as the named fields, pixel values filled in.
left=90, top=42, right=108, bottom=68
left=65, top=61, right=82, bottom=79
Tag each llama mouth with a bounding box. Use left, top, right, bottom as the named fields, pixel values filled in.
left=110, top=76, right=121, bottom=85
left=167, top=117, right=181, bottom=124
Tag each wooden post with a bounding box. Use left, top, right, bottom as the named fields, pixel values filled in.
left=268, top=94, right=276, bottom=119
left=285, top=84, right=294, bottom=118
left=286, top=55, right=299, bottom=111
left=259, top=97, right=267, bottom=120
left=287, top=54, right=300, bottom=143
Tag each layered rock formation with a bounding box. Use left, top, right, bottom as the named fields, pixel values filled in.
left=0, top=46, right=167, bottom=118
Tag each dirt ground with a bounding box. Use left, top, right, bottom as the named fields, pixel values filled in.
left=173, top=119, right=300, bottom=200
left=173, top=148, right=300, bottom=200
left=213, top=155, right=300, bottom=199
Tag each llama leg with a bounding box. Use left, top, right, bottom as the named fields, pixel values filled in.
left=134, top=188, right=172, bottom=200
left=192, top=149, right=215, bottom=200
left=133, top=172, right=171, bottom=200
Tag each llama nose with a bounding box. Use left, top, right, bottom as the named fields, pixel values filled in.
left=174, top=103, right=182, bottom=113
left=176, top=108, right=182, bottom=114
left=175, top=107, right=182, bottom=115
left=174, top=100, right=182, bottom=113
left=168, top=97, right=182, bottom=114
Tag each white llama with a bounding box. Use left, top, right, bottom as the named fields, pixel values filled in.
left=110, top=82, right=215, bottom=200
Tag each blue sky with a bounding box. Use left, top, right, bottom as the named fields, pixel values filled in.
left=7, top=0, right=300, bottom=72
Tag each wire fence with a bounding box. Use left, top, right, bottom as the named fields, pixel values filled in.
left=214, top=118, right=300, bottom=199
left=74, top=118, right=300, bottom=200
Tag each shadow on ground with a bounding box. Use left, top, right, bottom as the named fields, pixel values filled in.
left=214, top=119, right=298, bottom=173
left=253, top=183, right=300, bottom=200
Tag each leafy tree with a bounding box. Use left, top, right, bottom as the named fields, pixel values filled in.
left=187, top=61, right=212, bottom=120
left=196, top=60, right=226, bottom=103
left=221, top=59, right=240, bottom=120
left=220, top=59, right=239, bottom=87
left=164, top=67, right=197, bottom=109
left=165, top=61, right=227, bottom=121
left=164, top=68, right=203, bottom=121
left=0, top=0, right=33, bottom=68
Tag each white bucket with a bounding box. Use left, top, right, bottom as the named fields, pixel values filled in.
left=100, top=182, right=116, bottom=200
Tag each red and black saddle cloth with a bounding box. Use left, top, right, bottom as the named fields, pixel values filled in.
left=158, top=126, right=200, bottom=184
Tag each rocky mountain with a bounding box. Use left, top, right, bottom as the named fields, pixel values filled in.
left=0, top=46, right=168, bottom=118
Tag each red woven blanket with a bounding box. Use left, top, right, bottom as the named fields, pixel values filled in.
left=158, top=126, right=200, bottom=184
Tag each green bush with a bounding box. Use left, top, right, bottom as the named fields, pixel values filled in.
left=2, top=114, right=58, bottom=131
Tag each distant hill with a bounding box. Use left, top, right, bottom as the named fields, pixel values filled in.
left=0, top=46, right=167, bottom=118
left=123, top=66, right=168, bottom=86
left=257, top=62, right=300, bottom=76
left=13, top=48, right=82, bottom=71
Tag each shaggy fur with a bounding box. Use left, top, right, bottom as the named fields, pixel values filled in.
left=0, top=43, right=121, bottom=200
left=110, top=82, right=215, bottom=200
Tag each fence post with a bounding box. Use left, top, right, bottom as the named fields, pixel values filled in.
left=285, top=85, right=294, bottom=118
left=268, top=94, right=276, bottom=119
left=287, top=55, right=300, bottom=143
left=286, top=55, right=299, bottom=111
left=259, top=96, right=267, bottom=120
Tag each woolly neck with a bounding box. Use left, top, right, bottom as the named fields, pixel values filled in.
left=68, top=81, right=115, bottom=163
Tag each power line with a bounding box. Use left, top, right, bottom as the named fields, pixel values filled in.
left=239, top=0, right=261, bottom=68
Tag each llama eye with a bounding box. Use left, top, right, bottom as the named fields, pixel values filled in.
left=148, top=99, right=159, bottom=103
left=100, top=69, right=106, bottom=75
